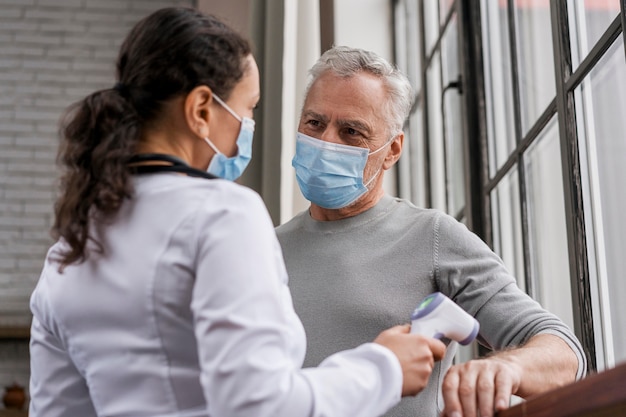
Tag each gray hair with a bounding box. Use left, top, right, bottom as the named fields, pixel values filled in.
left=305, top=45, right=413, bottom=134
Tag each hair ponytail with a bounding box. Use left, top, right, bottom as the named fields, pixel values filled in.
left=53, top=88, right=140, bottom=268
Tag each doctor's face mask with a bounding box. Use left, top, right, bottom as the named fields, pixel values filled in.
left=203, top=94, right=255, bottom=181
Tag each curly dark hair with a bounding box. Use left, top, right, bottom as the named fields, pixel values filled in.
left=53, top=7, right=252, bottom=269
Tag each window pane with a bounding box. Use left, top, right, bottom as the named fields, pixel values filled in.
left=481, top=0, right=517, bottom=177
left=524, top=118, right=574, bottom=329
left=491, top=166, right=525, bottom=291
left=408, top=108, right=427, bottom=207
left=440, top=0, right=454, bottom=23
left=576, top=37, right=626, bottom=366
left=394, top=0, right=422, bottom=92
left=441, top=16, right=465, bottom=215
left=424, top=0, right=440, bottom=55
left=426, top=51, right=446, bottom=210
left=406, top=0, right=422, bottom=92
left=514, top=0, right=556, bottom=134
left=569, top=0, right=621, bottom=68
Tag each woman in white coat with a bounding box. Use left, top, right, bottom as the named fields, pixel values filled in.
left=28, top=7, right=445, bottom=417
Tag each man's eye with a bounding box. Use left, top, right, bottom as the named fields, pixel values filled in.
left=306, top=120, right=321, bottom=127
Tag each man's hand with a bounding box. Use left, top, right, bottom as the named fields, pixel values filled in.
left=441, top=357, right=521, bottom=417
left=440, top=334, right=579, bottom=417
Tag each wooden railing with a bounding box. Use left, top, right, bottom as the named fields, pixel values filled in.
left=497, top=362, right=626, bottom=417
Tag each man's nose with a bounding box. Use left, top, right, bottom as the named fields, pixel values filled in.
left=319, top=128, right=343, bottom=144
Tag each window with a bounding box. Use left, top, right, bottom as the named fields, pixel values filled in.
left=394, top=0, right=625, bottom=372
left=575, top=33, right=626, bottom=367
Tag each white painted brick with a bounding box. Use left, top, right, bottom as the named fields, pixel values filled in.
left=0, top=21, right=39, bottom=31
left=46, top=47, right=92, bottom=58
left=0, top=149, right=33, bottom=160
left=85, top=74, right=115, bottom=85
left=71, top=59, right=114, bottom=72
left=14, top=33, right=63, bottom=45
left=22, top=59, right=72, bottom=71
left=0, top=8, right=23, bottom=18
left=35, top=123, right=61, bottom=134
left=0, top=72, right=37, bottom=82
left=15, top=110, right=61, bottom=122
left=34, top=96, right=77, bottom=107
left=24, top=8, right=74, bottom=20
left=0, top=175, right=33, bottom=186
left=17, top=258, right=45, bottom=270
left=0, top=287, right=32, bottom=298
left=38, top=0, right=84, bottom=7
left=0, top=46, right=46, bottom=56
left=33, top=150, right=57, bottom=160
left=20, top=229, right=51, bottom=241
left=62, top=34, right=114, bottom=47
left=15, top=85, right=64, bottom=95
left=1, top=190, right=53, bottom=202
left=0, top=258, right=18, bottom=269
left=0, top=59, right=21, bottom=69
left=0, top=0, right=35, bottom=5
left=130, top=1, right=185, bottom=11
left=93, top=48, right=117, bottom=60
left=84, top=0, right=130, bottom=10
left=0, top=123, right=35, bottom=133
left=7, top=162, right=58, bottom=174
left=64, top=86, right=99, bottom=97
left=74, top=11, right=126, bottom=22
left=0, top=202, right=23, bottom=214
left=14, top=136, right=58, bottom=148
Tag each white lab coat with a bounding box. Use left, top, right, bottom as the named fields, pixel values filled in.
left=29, top=173, right=402, bottom=417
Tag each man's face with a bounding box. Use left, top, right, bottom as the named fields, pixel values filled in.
left=298, top=71, right=393, bottom=183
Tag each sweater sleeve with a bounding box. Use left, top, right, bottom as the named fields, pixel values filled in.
left=190, top=185, right=402, bottom=417
left=433, top=212, right=586, bottom=379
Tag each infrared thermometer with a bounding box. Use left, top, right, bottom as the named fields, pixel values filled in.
left=410, top=292, right=479, bottom=345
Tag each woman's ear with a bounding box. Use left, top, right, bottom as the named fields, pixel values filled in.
left=184, top=85, right=213, bottom=139
left=383, top=132, right=404, bottom=170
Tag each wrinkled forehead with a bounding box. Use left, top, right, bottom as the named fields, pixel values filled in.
left=302, top=72, right=390, bottom=126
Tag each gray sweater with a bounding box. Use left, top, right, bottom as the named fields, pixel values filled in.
left=276, top=194, right=586, bottom=417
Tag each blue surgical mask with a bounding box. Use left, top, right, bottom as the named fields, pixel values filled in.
left=292, top=132, right=391, bottom=209
left=203, top=94, right=255, bottom=181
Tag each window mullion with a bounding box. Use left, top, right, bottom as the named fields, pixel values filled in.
left=550, top=0, right=596, bottom=372
left=621, top=0, right=626, bottom=56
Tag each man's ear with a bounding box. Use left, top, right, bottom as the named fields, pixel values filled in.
left=383, top=131, right=404, bottom=170
left=184, top=85, right=213, bottom=139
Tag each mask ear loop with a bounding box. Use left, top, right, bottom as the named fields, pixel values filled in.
left=363, top=133, right=399, bottom=187
left=203, top=137, right=223, bottom=155
left=212, top=94, right=243, bottom=122
left=368, top=132, right=398, bottom=155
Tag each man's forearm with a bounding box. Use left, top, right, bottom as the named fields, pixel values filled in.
left=489, top=333, right=579, bottom=398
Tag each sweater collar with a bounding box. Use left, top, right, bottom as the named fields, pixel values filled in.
left=301, top=194, right=397, bottom=233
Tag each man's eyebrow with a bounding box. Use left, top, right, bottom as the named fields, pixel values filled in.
left=301, top=110, right=329, bottom=124
left=337, top=119, right=372, bottom=135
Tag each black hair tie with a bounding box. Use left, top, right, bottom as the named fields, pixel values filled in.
left=113, top=82, right=128, bottom=96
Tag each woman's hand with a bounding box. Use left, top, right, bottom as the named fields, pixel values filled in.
left=374, top=324, right=446, bottom=396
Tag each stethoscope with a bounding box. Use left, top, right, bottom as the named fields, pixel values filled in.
left=128, top=153, right=217, bottom=180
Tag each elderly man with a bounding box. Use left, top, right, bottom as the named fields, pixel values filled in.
left=276, top=46, right=586, bottom=417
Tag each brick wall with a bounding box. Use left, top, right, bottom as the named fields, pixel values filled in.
left=0, top=0, right=193, bottom=402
